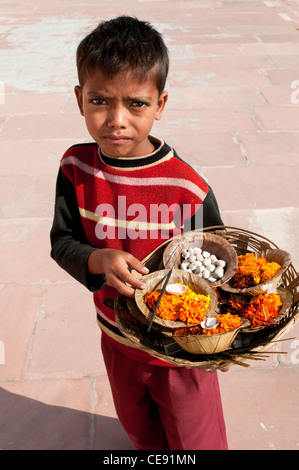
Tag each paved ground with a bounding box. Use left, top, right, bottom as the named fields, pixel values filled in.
left=0, top=0, right=299, bottom=451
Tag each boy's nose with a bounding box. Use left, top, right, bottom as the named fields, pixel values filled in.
left=107, top=105, right=127, bottom=129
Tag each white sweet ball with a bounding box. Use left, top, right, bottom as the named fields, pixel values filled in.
left=180, top=263, right=189, bottom=271
left=203, top=258, right=211, bottom=267
left=188, top=263, right=197, bottom=271
left=196, top=253, right=203, bottom=262
left=202, top=251, right=210, bottom=258
left=214, top=267, right=224, bottom=279
left=216, top=259, right=226, bottom=268
left=208, top=263, right=216, bottom=272
left=189, top=254, right=197, bottom=263
left=194, top=260, right=202, bottom=267
left=210, top=254, right=217, bottom=262
left=182, top=251, right=190, bottom=259
left=208, top=275, right=217, bottom=283
left=193, top=247, right=202, bottom=254
left=202, top=269, right=210, bottom=279
left=188, top=248, right=195, bottom=256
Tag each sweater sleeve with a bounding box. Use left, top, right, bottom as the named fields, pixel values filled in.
left=183, top=185, right=224, bottom=232
left=50, top=168, right=106, bottom=292
left=171, top=149, right=223, bottom=232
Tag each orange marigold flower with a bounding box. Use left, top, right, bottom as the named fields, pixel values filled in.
left=240, top=292, right=282, bottom=328
left=231, top=253, right=281, bottom=288
left=202, top=313, right=243, bottom=335
left=144, top=285, right=210, bottom=325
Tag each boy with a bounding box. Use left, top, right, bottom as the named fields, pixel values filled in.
left=50, top=16, right=228, bottom=450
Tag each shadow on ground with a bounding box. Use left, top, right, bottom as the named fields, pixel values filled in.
left=0, top=387, right=134, bottom=450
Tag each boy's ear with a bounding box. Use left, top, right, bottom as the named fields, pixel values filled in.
left=155, top=90, right=168, bottom=121
left=74, top=85, right=84, bottom=116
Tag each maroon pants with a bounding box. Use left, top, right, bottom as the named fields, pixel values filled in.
left=101, top=334, right=228, bottom=450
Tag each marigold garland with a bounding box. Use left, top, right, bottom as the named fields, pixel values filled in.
left=143, top=285, right=210, bottom=325
left=231, top=253, right=281, bottom=288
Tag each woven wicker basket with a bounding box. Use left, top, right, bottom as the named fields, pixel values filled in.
left=134, top=268, right=218, bottom=329
left=221, top=248, right=291, bottom=296
left=162, top=231, right=238, bottom=287
left=113, top=226, right=299, bottom=370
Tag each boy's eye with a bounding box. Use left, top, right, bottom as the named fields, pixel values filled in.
left=131, top=101, right=148, bottom=108
left=90, top=98, right=107, bottom=105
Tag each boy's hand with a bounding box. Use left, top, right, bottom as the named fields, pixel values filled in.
left=87, top=248, right=148, bottom=297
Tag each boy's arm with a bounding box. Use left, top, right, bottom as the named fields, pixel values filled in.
left=50, top=168, right=148, bottom=296
left=183, top=186, right=224, bottom=232
left=201, top=185, right=224, bottom=228
left=50, top=168, right=106, bottom=292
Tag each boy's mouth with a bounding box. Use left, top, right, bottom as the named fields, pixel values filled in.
left=105, top=135, right=131, bottom=144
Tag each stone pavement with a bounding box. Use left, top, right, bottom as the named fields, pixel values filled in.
left=0, top=0, right=299, bottom=450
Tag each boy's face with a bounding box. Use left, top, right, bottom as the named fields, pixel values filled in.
left=75, top=69, right=168, bottom=158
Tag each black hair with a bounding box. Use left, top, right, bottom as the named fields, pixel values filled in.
left=76, top=16, right=169, bottom=95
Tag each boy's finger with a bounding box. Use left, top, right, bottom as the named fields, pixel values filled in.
left=120, top=269, right=146, bottom=290
left=127, top=255, right=149, bottom=275
left=112, top=279, right=135, bottom=298
left=109, top=274, right=141, bottom=298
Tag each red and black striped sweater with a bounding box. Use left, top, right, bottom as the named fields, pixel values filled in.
left=50, top=136, right=223, bottom=364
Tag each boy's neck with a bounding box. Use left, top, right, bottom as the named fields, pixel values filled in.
left=98, top=135, right=172, bottom=170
